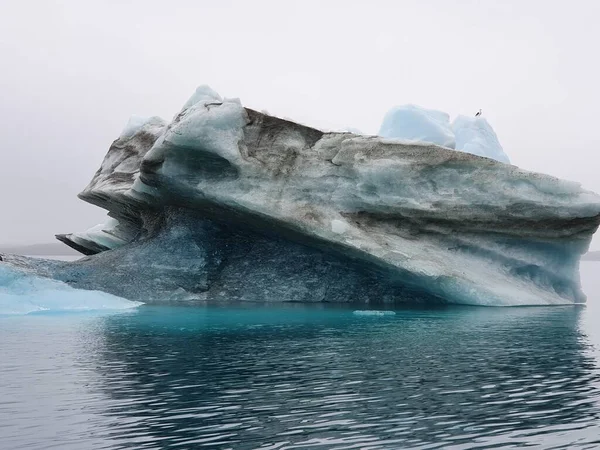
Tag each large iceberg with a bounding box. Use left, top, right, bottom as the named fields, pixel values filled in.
left=379, top=105, right=510, bottom=163
left=2, top=86, right=599, bottom=306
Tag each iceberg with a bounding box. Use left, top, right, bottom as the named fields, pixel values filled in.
left=2, top=86, right=599, bottom=306
left=0, top=263, right=142, bottom=315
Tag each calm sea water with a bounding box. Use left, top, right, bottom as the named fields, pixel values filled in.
left=1, top=263, right=600, bottom=449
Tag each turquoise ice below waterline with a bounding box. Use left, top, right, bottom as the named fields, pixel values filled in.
left=0, top=264, right=142, bottom=315
left=0, top=263, right=599, bottom=449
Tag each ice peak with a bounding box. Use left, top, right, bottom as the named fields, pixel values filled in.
left=379, top=105, right=455, bottom=149
left=181, top=85, right=223, bottom=111
left=379, top=104, right=509, bottom=163
left=452, top=115, right=510, bottom=164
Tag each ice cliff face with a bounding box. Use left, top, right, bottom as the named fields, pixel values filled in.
left=4, top=86, right=600, bottom=306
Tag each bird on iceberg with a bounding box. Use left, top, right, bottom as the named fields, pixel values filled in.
left=475, top=109, right=482, bottom=117
left=205, top=102, right=223, bottom=109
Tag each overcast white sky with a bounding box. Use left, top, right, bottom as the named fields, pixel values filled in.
left=1, top=0, right=599, bottom=248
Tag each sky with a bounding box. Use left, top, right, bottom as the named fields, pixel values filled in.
left=1, top=0, right=599, bottom=248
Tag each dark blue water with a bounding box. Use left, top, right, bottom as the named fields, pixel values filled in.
left=1, top=263, right=600, bottom=449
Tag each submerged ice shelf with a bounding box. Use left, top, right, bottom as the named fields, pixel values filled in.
left=0, top=263, right=142, bottom=315
left=2, top=85, right=599, bottom=306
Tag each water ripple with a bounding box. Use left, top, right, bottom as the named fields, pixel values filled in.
left=1, top=264, right=600, bottom=449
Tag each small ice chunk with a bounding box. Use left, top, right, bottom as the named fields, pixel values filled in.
left=379, top=105, right=455, bottom=148
left=353, top=310, right=396, bottom=316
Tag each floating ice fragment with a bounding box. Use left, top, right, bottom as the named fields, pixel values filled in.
left=353, top=310, right=396, bottom=316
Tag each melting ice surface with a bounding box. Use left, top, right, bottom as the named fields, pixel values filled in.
left=0, top=264, right=142, bottom=315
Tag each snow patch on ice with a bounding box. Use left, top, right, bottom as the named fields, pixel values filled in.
left=0, top=265, right=142, bottom=315
left=331, top=219, right=350, bottom=234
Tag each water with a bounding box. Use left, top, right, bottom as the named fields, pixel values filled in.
left=1, top=264, right=600, bottom=449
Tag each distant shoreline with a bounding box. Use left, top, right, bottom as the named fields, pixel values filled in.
left=3, top=242, right=600, bottom=261
left=0, top=242, right=79, bottom=256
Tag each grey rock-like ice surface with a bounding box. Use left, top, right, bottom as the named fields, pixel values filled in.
left=4, top=86, right=600, bottom=305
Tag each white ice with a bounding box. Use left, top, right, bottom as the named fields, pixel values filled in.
left=180, top=85, right=223, bottom=111
left=157, top=85, right=246, bottom=164
left=331, top=219, right=350, bottom=234
left=0, top=265, right=142, bottom=315
left=71, top=218, right=127, bottom=250
left=379, top=105, right=456, bottom=149
left=120, top=115, right=154, bottom=139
